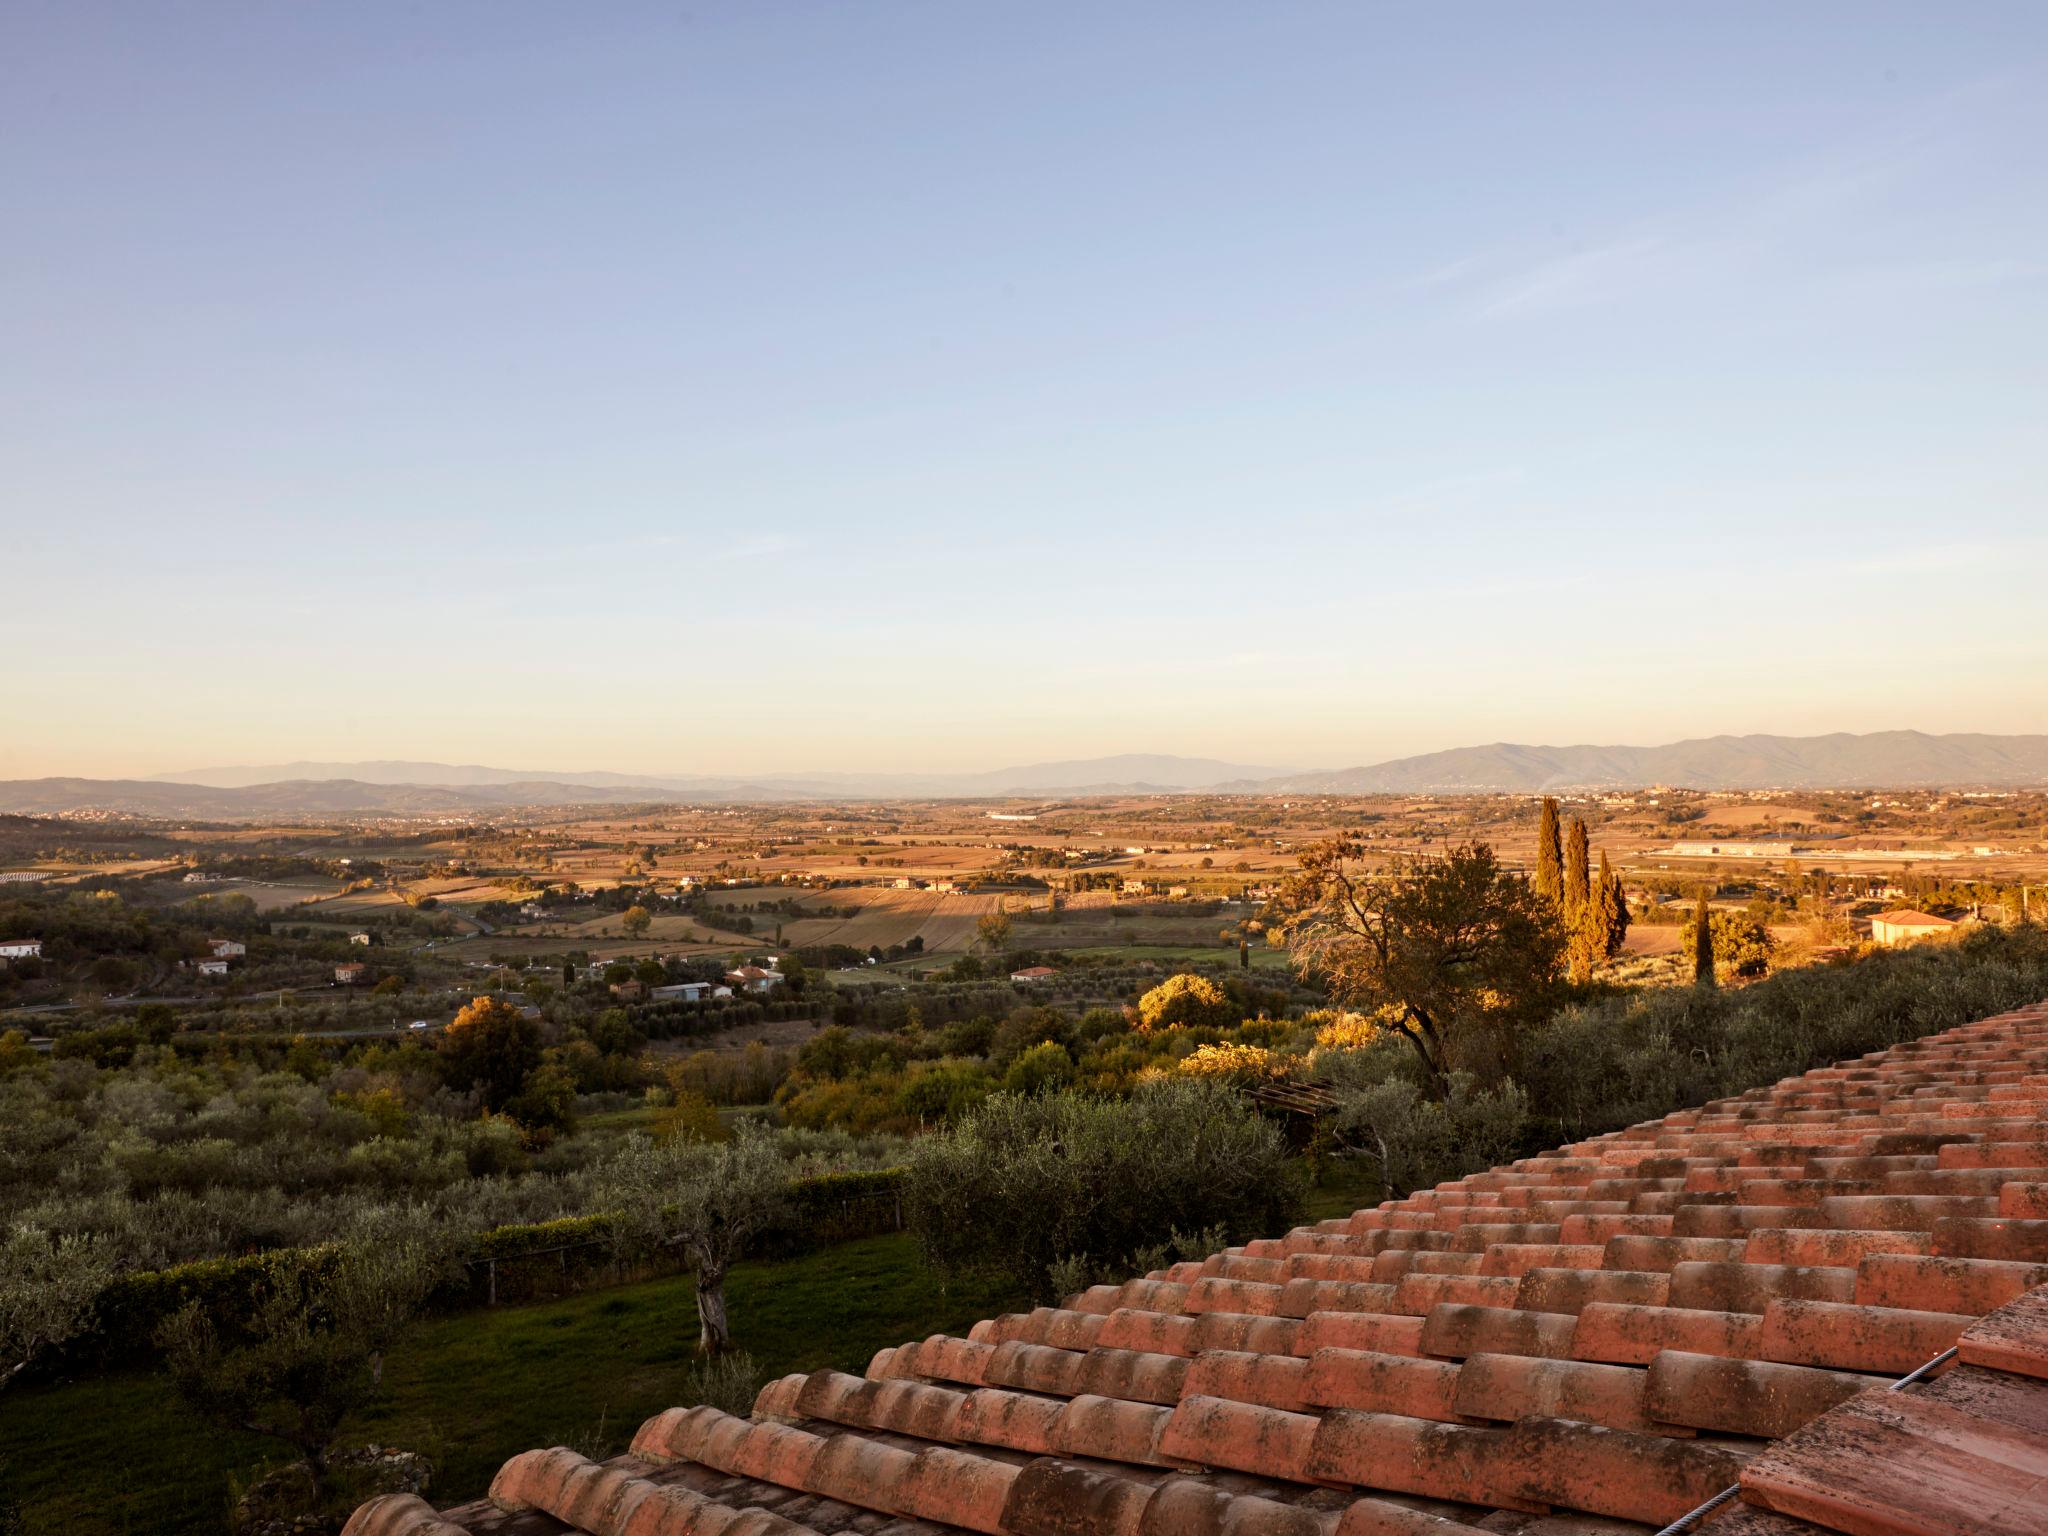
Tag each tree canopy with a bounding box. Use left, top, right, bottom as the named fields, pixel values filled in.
left=1282, top=840, right=1562, bottom=1092
left=609, top=1122, right=791, bottom=1353
left=436, top=995, right=542, bottom=1113
left=156, top=1216, right=448, bottom=1506
left=1136, top=972, right=1234, bottom=1033
left=905, top=1079, right=1303, bottom=1299
left=2, top=1225, right=111, bottom=1392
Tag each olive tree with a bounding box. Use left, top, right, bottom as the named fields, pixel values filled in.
left=2, top=1225, right=111, bottom=1390
left=609, top=1123, right=790, bottom=1354
left=1316, top=1055, right=1529, bottom=1200
left=156, top=1215, right=448, bottom=1504
left=905, top=1078, right=1304, bottom=1299
left=1281, top=840, right=1562, bottom=1094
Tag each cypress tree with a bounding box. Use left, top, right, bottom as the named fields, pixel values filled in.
left=1596, top=850, right=1629, bottom=959
left=1535, top=798, right=1564, bottom=907
left=1692, top=890, right=1715, bottom=988
left=1564, top=817, right=1591, bottom=916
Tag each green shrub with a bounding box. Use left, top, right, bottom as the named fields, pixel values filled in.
left=1001, top=1041, right=1075, bottom=1095
left=905, top=1078, right=1304, bottom=1299
left=1518, top=924, right=2048, bottom=1141
left=1136, top=974, right=1234, bottom=1033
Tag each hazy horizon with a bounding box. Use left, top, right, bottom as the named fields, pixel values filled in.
left=0, top=726, right=2040, bottom=789
left=5, top=3, right=2047, bottom=779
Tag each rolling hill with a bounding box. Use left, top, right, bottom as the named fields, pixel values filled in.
left=8, top=732, right=2047, bottom=820
left=1233, top=731, right=2048, bottom=793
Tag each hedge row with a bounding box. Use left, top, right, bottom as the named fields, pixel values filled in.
left=82, top=1167, right=908, bottom=1364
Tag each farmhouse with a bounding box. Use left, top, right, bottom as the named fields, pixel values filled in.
left=1119, top=878, right=1147, bottom=894
left=724, top=964, right=784, bottom=994
left=1870, top=908, right=1959, bottom=946
left=893, top=877, right=917, bottom=890
left=333, top=962, right=368, bottom=984
left=928, top=879, right=959, bottom=894
left=348, top=931, right=373, bottom=946
left=195, top=958, right=229, bottom=977
left=207, top=938, right=246, bottom=958
left=352, top=999, right=2048, bottom=1536
left=0, top=938, right=43, bottom=965
left=1009, top=965, right=1057, bottom=983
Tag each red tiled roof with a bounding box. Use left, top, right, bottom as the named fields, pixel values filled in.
left=347, top=1000, right=2048, bottom=1536
left=1871, top=911, right=1957, bottom=929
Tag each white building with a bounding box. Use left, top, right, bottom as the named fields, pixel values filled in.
left=348, top=931, right=373, bottom=946
left=651, top=981, right=716, bottom=1003
left=724, top=964, right=785, bottom=995
left=196, top=958, right=230, bottom=977
left=0, top=939, right=44, bottom=964
left=1870, top=910, right=1958, bottom=947
left=208, top=938, right=246, bottom=959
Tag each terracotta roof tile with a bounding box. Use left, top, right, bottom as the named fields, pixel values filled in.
left=1739, top=1373, right=2048, bottom=1535
left=367, top=999, right=2048, bottom=1536
left=1957, top=1281, right=2048, bottom=1380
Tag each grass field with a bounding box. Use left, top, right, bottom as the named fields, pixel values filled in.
left=0, top=1235, right=1026, bottom=1536
left=769, top=887, right=1002, bottom=955
left=199, top=876, right=347, bottom=912
left=1053, top=942, right=1293, bottom=970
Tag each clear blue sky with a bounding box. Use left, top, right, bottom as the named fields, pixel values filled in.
left=4, top=3, right=2045, bottom=779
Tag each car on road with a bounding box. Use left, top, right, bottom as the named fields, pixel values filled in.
left=409, top=1019, right=432, bottom=1030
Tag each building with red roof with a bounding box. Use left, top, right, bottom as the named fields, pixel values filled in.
left=1869, top=910, right=1959, bottom=947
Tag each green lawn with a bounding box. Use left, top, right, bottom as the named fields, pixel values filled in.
left=0, top=1234, right=1025, bottom=1536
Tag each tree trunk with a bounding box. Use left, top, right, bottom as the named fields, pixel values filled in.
left=695, top=1269, right=732, bottom=1354
left=302, top=1442, right=329, bottom=1503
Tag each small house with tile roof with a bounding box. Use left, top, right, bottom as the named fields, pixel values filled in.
left=725, top=964, right=784, bottom=994
left=1870, top=908, right=1959, bottom=946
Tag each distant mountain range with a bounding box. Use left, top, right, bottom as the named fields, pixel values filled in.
left=0, top=777, right=676, bottom=818
left=139, top=753, right=1293, bottom=800
left=1224, top=731, right=2048, bottom=794
left=2, top=733, right=2044, bottom=819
